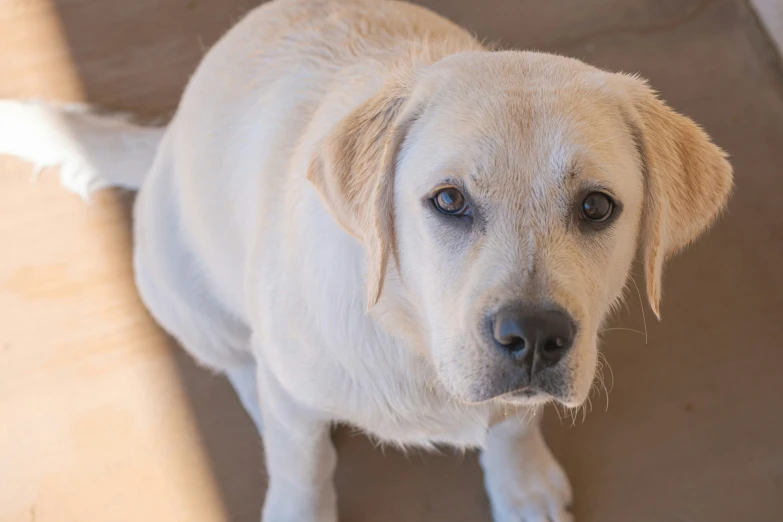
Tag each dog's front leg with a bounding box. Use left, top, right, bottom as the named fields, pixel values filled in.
left=257, top=365, right=337, bottom=522
left=480, top=413, right=573, bottom=522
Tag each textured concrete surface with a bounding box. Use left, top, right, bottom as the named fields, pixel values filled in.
left=1, top=1, right=782, bottom=521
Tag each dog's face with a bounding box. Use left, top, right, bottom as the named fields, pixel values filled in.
left=309, top=52, right=732, bottom=408
left=391, top=57, right=645, bottom=406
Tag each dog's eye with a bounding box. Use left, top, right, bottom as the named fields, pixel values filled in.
left=581, top=192, right=614, bottom=222
left=433, top=187, right=470, bottom=216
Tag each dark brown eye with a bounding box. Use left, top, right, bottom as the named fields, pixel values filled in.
left=581, top=192, right=614, bottom=222
left=433, top=187, right=469, bottom=215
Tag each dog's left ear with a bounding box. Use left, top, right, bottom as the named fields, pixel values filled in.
left=619, top=75, right=733, bottom=318
left=307, top=73, right=420, bottom=309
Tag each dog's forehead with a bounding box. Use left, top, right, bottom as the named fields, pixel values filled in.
left=408, top=68, right=631, bottom=195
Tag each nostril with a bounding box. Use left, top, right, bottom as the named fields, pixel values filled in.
left=541, top=336, right=568, bottom=359
left=492, top=315, right=528, bottom=354
left=499, top=334, right=526, bottom=353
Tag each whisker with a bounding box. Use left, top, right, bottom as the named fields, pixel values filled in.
left=520, top=406, right=534, bottom=425
left=600, top=327, right=647, bottom=336
left=621, top=285, right=632, bottom=315
left=629, top=277, right=649, bottom=345
left=553, top=403, right=565, bottom=426
left=593, top=360, right=605, bottom=412
left=569, top=404, right=578, bottom=428
left=602, top=355, right=615, bottom=395
left=597, top=352, right=614, bottom=411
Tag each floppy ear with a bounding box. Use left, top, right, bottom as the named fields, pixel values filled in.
left=621, top=76, right=733, bottom=318
left=307, top=74, right=419, bottom=309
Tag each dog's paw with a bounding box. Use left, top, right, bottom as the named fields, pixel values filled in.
left=262, top=481, right=338, bottom=522
left=484, top=462, right=573, bottom=522
left=480, top=431, right=573, bottom=522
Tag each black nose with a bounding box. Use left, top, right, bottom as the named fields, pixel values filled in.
left=491, top=305, right=576, bottom=370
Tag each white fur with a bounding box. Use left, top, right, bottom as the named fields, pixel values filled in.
left=0, top=100, right=162, bottom=197
left=0, top=1, right=732, bottom=521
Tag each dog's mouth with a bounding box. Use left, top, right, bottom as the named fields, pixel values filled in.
left=485, top=386, right=553, bottom=407
left=511, top=387, right=539, bottom=398
left=496, top=376, right=581, bottom=406
left=503, top=387, right=554, bottom=405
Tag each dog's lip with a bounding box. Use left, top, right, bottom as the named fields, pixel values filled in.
left=497, top=386, right=546, bottom=402
left=457, top=386, right=542, bottom=405
left=511, top=387, right=539, bottom=397
left=499, top=388, right=554, bottom=407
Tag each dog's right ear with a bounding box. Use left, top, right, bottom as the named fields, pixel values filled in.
left=307, top=73, right=420, bottom=309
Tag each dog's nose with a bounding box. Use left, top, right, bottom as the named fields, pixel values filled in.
left=491, top=306, right=576, bottom=370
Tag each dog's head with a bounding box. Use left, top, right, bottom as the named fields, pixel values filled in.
left=308, top=52, right=732, bottom=408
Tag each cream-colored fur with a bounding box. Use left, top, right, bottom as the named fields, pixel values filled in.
left=0, top=0, right=732, bottom=520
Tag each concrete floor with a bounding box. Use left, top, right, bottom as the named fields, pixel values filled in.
left=1, top=1, right=782, bottom=521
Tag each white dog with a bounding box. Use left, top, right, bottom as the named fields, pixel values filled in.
left=0, top=0, right=733, bottom=520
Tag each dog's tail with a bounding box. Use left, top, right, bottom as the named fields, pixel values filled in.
left=0, top=100, right=165, bottom=199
